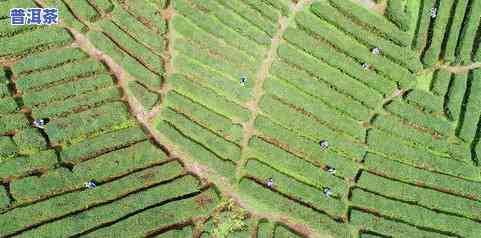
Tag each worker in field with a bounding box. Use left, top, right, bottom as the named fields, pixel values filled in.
left=319, top=140, right=329, bottom=150
left=324, top=166, right=336, bottom=175
left=266, top=177, right=274, bottom=188
left=84, top=180, right=97, bottom=189
left=32, top=118, right=49, bottom=129
left=323, top=187, right=333, bottom=197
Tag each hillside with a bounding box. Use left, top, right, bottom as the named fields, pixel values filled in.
left=0, top=0, right=481, bottom=237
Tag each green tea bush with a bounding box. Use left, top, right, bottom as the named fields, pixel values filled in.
left=422, top=0, right=455, bottom=66
left=12, top=47, right=88, bottom=75
left=0, top=165, right=191, bottom=237
left=249, top=136, right=349, bottom=194
left=156, top=120, right=237, bottom=179
left=351, top=209, right=452, bottom=238
left=254, top=115, right=361, bottom=178
left=367, top=129, right=477, bottom=178
left=166, top=90, right=244, bottom=144
left=16, top=59, right=106, bottom=92
left=456, top=0, right=481, bottom=64
left=442, top=0, right=470, bottom=62
left=351, top=188, right=481, bottom=237
left=0, top=150, right=57, bottom=181
left=446, top=73, right=468, bottom=120
left=169, top=74, right=250, bottom=122
left=386, top=0, right=410, bottom=31
left=23, top=74, right=114, bottom=107
left=364, top=153, right=481, bottom=199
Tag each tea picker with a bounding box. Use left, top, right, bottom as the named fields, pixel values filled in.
left=266, top=177, right=274, bottom=188
left=323, top=187, right=333, bottom=197
left=431, top=7, right=437, bottom=18
left=84, top=180, right=97, bottom=189
left=240, top=76, right=247, bottom=86
left=32, top=118, right=49, bottom=129
left=361, top=63, right=370, bottom=70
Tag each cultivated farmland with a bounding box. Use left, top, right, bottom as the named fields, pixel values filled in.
left=0, top=0, right=481, bottom=237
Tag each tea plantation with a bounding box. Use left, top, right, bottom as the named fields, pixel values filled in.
left=0, top=0, right=481, bottom=237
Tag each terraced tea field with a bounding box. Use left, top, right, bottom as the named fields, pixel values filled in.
left=0, top=0, right=481, bottom=237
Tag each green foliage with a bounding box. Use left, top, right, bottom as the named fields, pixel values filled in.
left=249, top=136, right=349, bottom=195
left=351, top=188, right=481, bottom=238
left=12, top=47, right=88, bottom=75
left=168, top=74, right=250, bottom=122
left=32, top=86, right=122, bottom=119
left=421, top=0, right=456, bottom=66
left=351, top=209, right=452, bottom=238
left=61, top=126, right=147, bottom=163
left=328, top=0, right=411, bottom=46
left=86, top=30, right=161, bottom=89
left=165, top=90, right=244, bottom=144
left=12, top=128, right=48, bottom=155
left=243, top=158, right=348, bottom=217
left=446, top=73, right=468, bottom=120
left=239, top=177, right=351, bottom=238
left=210, top=199, right=249, bottom=238
left=0, top=28, right=72, bottom=57
left=0, top=112, right=30, bottom=134
left=364, top=153, right=481, bottom=200
left=358, top=171, right=481, bottom=220
left=412, top=0, right=435, bottom=51
left=16, top=59, right=106, bottom=93
left=385, top=99, right=452, bottom=136
left=45, top=102, right=132, bottom=145
left=0, top=150, right=57, bottom=180
left=386, top=0, right=410, bottom=31
left=156, top=120, right=237, bottom=180
left=442, top=0, right=470, bottom=62
left=258, top=95, right=367, bottom=159
left=23, top=74, right=115, bottom=107
left=456, top=0, right=481, bottom=64
left=7, top=171, right=198, bottom=238
left=254, top=114, right=360, bottom=178
left=0, top=186, right=10, bottom=209
left=367, top=128, right=478, bottom=178
left=457, top=70, right=481, bottom=141
left=310, top=1, right=422, bottom=73
left=42, top=0, right=87, bottom=31
left=0, top=97, right=18, bottom=114
left=162, top=107, right=241, bottom=161
left=64, top=0, right=100, bottom=22
left=372, top=114, right=470, bottom=161
left=98, top=19, right=163, bottom=74
left=85, top=186, right=218, bottom=238
left=277, top=42, right=383, bottom=108
left=2, top=1, right=481, bottom=237
left=431, top=69, right=452, bottom=96
left=0, top=137, right=17, bottom=158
